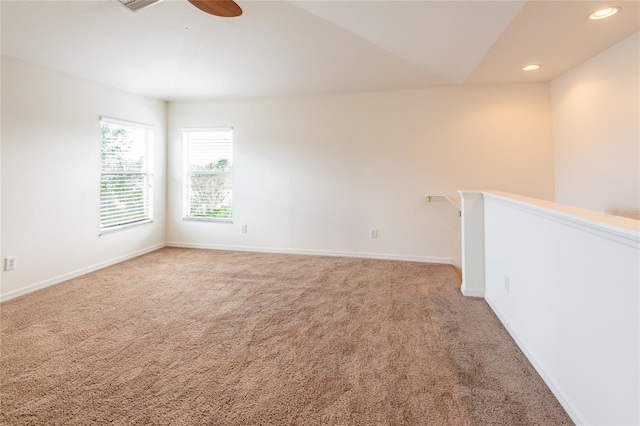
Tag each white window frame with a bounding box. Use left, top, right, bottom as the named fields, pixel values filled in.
left=99, top=117, right=154, bottom=234
left=182, top=127, right=234, bottom=222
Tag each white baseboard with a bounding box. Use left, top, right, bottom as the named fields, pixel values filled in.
left=460, top=282, right=484, bottom=297
left=0, top=243, right=166, bottom=302
left=166, top=242, right=453, bottom=265
left=485, top=295, right=585, bottom=426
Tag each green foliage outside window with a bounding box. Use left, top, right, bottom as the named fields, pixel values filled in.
left=188, top=158, right=233, bottom=218
left=100, top=122, right=151, bottom=229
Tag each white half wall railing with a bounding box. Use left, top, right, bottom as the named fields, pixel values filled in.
left=459, top=190, right=640, bottom=426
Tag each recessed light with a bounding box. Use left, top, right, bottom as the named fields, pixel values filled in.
left=522, top=64, right=541, bottom=71
left=588, top=6, right=620, bottom=20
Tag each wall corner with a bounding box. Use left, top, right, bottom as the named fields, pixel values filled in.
left=458, top=190, right=485, bottom=297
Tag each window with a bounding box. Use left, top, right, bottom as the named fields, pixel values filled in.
left=100, top=118, right=153, bottom=233
left=183, top=128, right=233, bottom=221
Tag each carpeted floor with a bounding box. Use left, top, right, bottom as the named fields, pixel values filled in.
left=0, top=248, right=572, bottom=425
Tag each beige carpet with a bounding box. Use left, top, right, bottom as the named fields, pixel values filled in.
left=0, top=248, right=571, bottom=425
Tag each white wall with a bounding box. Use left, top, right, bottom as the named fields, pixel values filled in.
left=0, top=56, right=167, bottom=300
left=481, top=191, right=639, bottom=425
left=458, top=191, right=485, bottom=297
left=551, top=32, right=640, bottom=219
left=167, top=84, right=554, bottom=265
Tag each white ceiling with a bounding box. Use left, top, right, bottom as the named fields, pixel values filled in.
left=1, top=0, right=638, bottom=101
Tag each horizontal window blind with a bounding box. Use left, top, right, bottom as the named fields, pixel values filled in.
left=100, top=119, right=153, bottom=232
left=183, top=128, right=233, bottom=219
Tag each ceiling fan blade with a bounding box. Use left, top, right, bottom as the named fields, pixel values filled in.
left=188, top=0, right=242, bottom=17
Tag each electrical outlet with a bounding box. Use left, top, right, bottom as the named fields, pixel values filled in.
left=241, top=224, right=247, bottom=233
left=5, top=256, right=16, bottom=271
left=369, top=228, right=378, bottom=238
left=504, top=275, right=510, bottom=293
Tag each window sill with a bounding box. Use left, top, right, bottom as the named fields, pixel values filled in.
left=183, top=217, right=234, bottom=224
left=100, top=219, right=153, bottom=236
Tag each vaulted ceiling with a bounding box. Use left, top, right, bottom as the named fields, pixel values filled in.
left=1, top=0, right=638, bottom=100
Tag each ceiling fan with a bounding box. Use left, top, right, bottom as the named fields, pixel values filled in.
left=118, top=0, right=242, bottom=18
